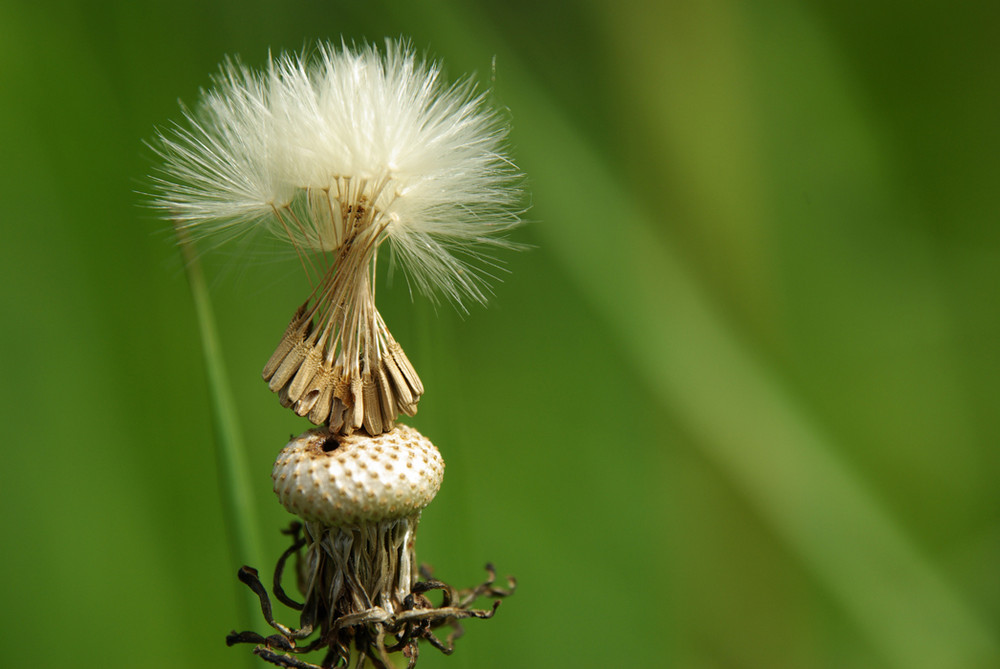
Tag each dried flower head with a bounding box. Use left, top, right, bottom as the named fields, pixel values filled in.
left=150, top=40, right=522, bottom=434
left=227, top=426, right=514, bottom=668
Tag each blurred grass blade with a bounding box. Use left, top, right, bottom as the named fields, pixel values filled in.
left=411, top=5, right=999, bottom=668
left=177, top=229, right=263, bottom=630
left=515, top=65, right=998, bottom=669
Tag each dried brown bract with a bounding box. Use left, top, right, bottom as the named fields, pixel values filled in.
left=227, top=523, right=515, bottom=668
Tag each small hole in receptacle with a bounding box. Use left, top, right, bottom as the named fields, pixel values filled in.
left=321, top=436, right=340, bottom=452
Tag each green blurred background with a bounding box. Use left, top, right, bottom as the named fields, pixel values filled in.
left=2, top=1, right=998, bottom=667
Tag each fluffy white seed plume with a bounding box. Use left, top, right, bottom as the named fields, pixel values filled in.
left=150, top=40, right=523, bottom=433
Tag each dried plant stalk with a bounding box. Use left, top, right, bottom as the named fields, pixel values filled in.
left=228, top=523, right=515, bottom=669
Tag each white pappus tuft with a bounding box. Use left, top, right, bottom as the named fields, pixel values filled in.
left=150, top=39, right=524, bottom=434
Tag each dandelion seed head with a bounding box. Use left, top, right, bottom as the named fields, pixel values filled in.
left=150, top=39, right=523, bottom=306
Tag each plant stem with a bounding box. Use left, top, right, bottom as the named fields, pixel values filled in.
left=177, top=228, right=264, bottom=631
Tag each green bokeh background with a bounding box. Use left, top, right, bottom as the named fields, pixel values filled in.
left=2, top=1, right=998, bottom=667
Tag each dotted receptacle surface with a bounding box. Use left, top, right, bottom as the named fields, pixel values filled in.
left=272, top=424, right=444, bottom=526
